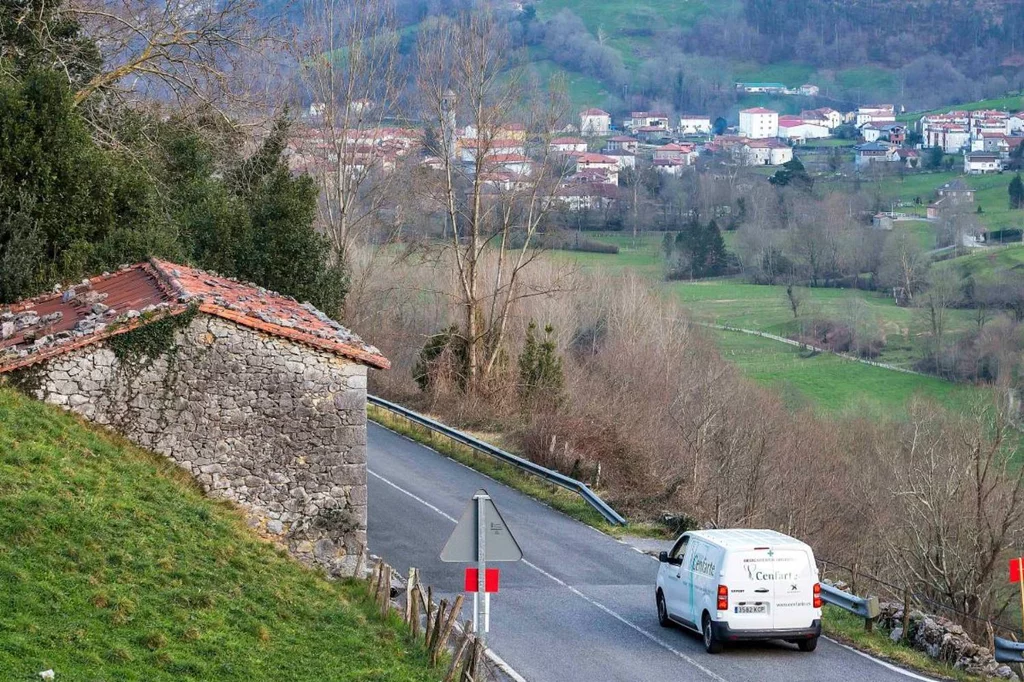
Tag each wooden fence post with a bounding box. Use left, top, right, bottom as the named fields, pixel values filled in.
left=410, top=586, right=421, bottom=640
left=902, top=588, right=911, bottom=642
left=444, top=622, right=473, bottom=682
left=431, top=594, right=464, bottom=666
left=381, top=564, right=392, bottom=619
left=406, top=568, right=416, bottom=623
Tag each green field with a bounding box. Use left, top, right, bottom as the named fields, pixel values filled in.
left=0, top=387, right=438, bottom=681
left=712, top=330, right=983, bottom=415
left=853, top=171, right=1024, bottom=234
left=936, top=244, right=1024, bottom=283
left=547, top=230, right=992, bottom=411
left=733, top=62, right=815, bottom=87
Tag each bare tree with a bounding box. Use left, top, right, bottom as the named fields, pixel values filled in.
left=879, top=229, right=930, bottom=304
left=416, top=8, right=570, bottom=392
left=292, top=0, right=405, bottom=270
left=70, top=0, right=267, bottom=117
left=881, top=399, right=1024, bottom=622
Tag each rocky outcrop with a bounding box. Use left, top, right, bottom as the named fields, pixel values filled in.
left=876, top=601, right=1018, bottom=680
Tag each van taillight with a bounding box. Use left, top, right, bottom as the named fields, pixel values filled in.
left=813, top=582, right=822, bottom=609
left=717, top=584, right=729, bottom=611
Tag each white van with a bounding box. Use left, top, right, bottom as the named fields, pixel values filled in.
left=655, top=529, right=822, bottom=653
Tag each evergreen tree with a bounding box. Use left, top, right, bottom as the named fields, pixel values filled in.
left=662, top=232, right=674, bottom=259
left=0, top=70, right=175, bottom=302
left=926, top=146, right=944, bottom=170
left=1010, top=173, right=1024, bottom=210
left=518, top=321, right=564, bottom=408
left=768, top=158, right=813, bottom=190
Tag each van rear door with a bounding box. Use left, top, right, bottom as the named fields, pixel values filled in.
left=768, top=547, right=817, bottom=630
left=723, top=549, right=775, bottom=631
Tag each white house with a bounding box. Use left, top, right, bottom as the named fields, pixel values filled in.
left=800, top=108, right=843, bottom=130
left=575, top=152, right=620, bottom=183
left=964, top=151, right=1001, bottom=174
left=855, top=105, right=896, bottom=126
left=653, top=159, right=689, bottom=176
left=854, top=141, right=896, bottom=168
left=654, top=143, right=697, bottom=165
left=924, top=124, right=970, bottom=154
left=777, top=117, right=830, bottom=143
left=625, top=111, right=670, bottom=132
left=740, top=139, right=792, bottom=166
left=798, top=84, right=820, bottom=97
left=738, top=107, right=779, bottom=139
left=459, top=138, right=525, bottom=164
left=1010, top=112, right=1024, bottom=133
left=678, top=114, right=712, bottom=136
left=580, top=108, right=611, bottom=136
left=601, top=148, right=636, bottom=169
left=606, top=135, right=639, bottom=152
left=549, top=137, right=588, bottom=154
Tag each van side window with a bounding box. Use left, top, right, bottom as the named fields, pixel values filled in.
left=669, top=535, right=689, bottom=561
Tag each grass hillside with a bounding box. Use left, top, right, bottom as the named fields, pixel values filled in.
left=0, top=386, right=437, bottom=681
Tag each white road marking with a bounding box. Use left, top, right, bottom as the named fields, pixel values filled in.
left=824, top=638, right=938, bottom=681
left=371, top=453, right=939, bottom=682
left=368, top=467, right=729, bottom=682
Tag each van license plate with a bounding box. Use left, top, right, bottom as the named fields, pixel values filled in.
left=735, top=605, right=766, bottom=614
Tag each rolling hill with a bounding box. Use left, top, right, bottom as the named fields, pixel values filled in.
left=0, top=386, right=437, bottom=681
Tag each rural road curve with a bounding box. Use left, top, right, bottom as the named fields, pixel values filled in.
left=366, top=422, right=934, bottom=682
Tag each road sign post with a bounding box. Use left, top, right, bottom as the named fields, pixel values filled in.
left=441, top=489, right=522, bottom=647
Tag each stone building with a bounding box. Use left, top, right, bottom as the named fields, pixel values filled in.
left=0, top=258, right=389, bottom=576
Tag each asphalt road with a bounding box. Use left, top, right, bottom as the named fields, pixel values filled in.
left=366, top=422, right=934, bottom=682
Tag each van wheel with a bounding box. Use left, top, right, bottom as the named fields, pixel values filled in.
left=702, top=614, right=723, bottom=654
left=797, top=637, right=818, bottom=652
left=656, top=591, right=671, bottom=628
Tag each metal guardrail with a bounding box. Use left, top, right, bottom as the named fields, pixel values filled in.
left=820, top=583, right=881, bottom=621
left=367, top=395, right=628, bottom=526
left=994, top=637, right=1024, bottom=663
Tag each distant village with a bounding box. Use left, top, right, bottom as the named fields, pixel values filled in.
left=283, top=94, right=1024, bottom=215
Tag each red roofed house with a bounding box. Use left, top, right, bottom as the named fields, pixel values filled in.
left=549, top=137, right=589, bottom=154
left=654, top=143, right=697, bottom=164
left=740, top=139, right=793, bottom=166
left=0, top=259, right=387, bottom=577
left=580, top=108, right=611, bottom=136
left=573, top=152, right=620, bottom=184
left=776, top=116, right=830, bottom=143
left=606, top=135, right=639, bottom=153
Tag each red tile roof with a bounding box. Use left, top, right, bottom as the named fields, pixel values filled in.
left=576, top=153, right=618, bottom=165
left=1, top=259, right=389, bottom=372
left=581, top=108, right=610, bottom=116
left=741, top=107, right=776, bottom=114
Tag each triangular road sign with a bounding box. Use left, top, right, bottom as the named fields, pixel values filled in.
left=440, top=489, right=523, bottom=562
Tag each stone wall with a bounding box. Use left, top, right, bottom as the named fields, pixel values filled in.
left=10, top=312, right=368, bottom=576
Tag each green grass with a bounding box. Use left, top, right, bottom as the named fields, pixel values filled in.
left=897, top=220, right=940, bottom=251
left=822, top=606, right=981, bottom=682
left=519, top=56, right=611, bottom=109
left=733, top=62, right=815, bottom=87
left=711, top=330, right=982, bottom=415
left=834, top=65, right=898, bottom=93
left=936, top=244, right=1024, bottom=283
left=0, top=386, right=440, bottom=681
left=534, top=0, right=728, bottom=36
